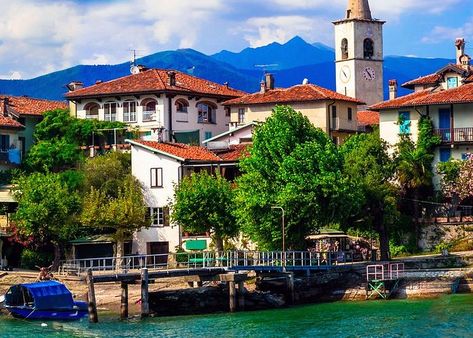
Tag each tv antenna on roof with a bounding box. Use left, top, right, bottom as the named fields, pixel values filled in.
left=129, top=49, right=145, bottom=74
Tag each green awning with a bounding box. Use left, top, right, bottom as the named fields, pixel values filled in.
left=185, top=239, right=207, bottom=251
left=174, top=130, right=200, bottom=145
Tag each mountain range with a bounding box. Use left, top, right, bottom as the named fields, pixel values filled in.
left=0, top=36, right=453, bottom=102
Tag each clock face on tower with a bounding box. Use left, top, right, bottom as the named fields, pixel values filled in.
left=362, top=67, right=376, bottom=81
left=339, top=65, right=351, bottom=83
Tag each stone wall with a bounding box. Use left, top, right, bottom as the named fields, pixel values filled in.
left=419, top=223, right=473, bottom=251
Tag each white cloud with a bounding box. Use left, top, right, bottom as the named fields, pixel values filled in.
left=421, top=18, right=473, bottom=44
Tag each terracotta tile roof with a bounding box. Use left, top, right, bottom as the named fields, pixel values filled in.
left=369, top=89, right=435, bottom=110
left=357, top=110, right=379, bottom=126
left=216, top=144, right=251, bottom=161
left=65, top=69, right=246, bottom=99
left=0, top=95, right=67, bottom=116
left=222, top=83, right=364, bottom=106
left=0, top=115, right=24, bottom=129
left=133, top=140, right=222, bottom=162
left=371, top=83, right=473, bottom=110
left=401, top=73, right=441, bottom=89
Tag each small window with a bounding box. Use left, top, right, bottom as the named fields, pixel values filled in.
left=341, top=38, right=348, bottom=60
left=123, top=101, right=137, bottom=122
left=348, top=107, right=353, bottom=121
left=204, top=131, right=212, bottom=140
left=175, top=99, right=189, bottom=113
left=447, top=77, right=458, bottom=89
left=150, top=168, right=163, bottom=188
left=462, top=153, right=472, bottom=161
left=0, top=135, right=10, bottom=152
left=399, top=111, right=411, bottom=134
left=225, top=107, right=231, bottom=117
left=104, top=102, right=117, bottom=122
left=440, top=148, right=451, bottom=162
left=148, top=207, right=167, bottom=227
left=331, top=106, right=337, bottom=119
left=197, top=102, right=216, bottom=124
left=238, top=108, right=245, bottom=124
left=364, top=38, right=374, bottom=59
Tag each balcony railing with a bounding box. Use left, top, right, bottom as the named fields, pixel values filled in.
left=85, top=114, right=99, bottom=120
left=142, top=110, right=156, bottom=122
left=104, top=113, right=117, bottom=122
left=331, top=118, right=357, bottom=132
left=435, top=127, right=473, bottom=143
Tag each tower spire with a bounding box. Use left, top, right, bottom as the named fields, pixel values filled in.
left=346, top=0, right=372, bottom=20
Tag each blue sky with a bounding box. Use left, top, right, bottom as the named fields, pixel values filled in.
left=0, top=0, right=472, bottom=79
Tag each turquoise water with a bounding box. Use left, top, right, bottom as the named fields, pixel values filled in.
left=1, top=295, right=473, bottom=337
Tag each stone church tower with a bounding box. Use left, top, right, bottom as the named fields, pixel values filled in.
left=333, top=0, right=385, bottom=107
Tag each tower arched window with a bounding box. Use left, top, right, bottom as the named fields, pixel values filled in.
left=341, top=38, right=348, bottom=60
left=364, top=38, right=374, bottom=59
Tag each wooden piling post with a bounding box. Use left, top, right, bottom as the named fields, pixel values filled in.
left=237, top=281, right=245, bottom=310
left=120, top=281, right=128, bottom=320
left=141, top=268, right=149, bottom=318
left=86, top=269, right=98, bottom=323
left=229, top=281, right=236, bottom=312
left=288, top=272, right=295, bottom=305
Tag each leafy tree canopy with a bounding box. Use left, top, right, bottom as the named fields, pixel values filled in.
left=25, top=109, right=126, bottom=172
left=11, top=171, right=83, bottom=266
left=234, top=105, right=360, bottom=250
left=171, top=171, right=237, bottom=251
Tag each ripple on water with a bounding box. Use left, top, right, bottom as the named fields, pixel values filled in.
left=1, top=295, right=473, bottom=338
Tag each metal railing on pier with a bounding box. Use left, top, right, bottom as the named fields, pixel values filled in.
left=59, top=250, right=354, bottom=275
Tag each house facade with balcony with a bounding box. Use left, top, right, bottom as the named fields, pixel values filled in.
left=126, top=139, right=246, bottom=255
left=371, top=38, right=473, bottom=187
left=65, top=69, right=245, bottom=145
left=0, top=95, right=67, bottom=166
left=223, top=74, right=364, bottom=144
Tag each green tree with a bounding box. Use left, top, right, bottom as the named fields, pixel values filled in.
left=395, top=115, right=441, bottom=240
left=234, top=105, right=360, bottom=250
left=25, top=109, right=126, bottom=172
left=340, top=130, right=398, bottom=260
left=171, top=171, right=237, bottom=251
left=79, top=152, right=147, bottom=261
left=12, top=171, right=83, bottom=268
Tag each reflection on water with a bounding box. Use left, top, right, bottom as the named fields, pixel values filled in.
left=1, top=294, right=473, bottom=337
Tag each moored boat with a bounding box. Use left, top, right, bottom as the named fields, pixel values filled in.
left=3, top=280, right=87, bottom=320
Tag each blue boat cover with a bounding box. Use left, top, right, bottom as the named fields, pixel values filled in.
left=21, top=281, right=75, bottom=310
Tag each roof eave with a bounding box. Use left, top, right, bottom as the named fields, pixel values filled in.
left=126, top=139, right=185, bottom=162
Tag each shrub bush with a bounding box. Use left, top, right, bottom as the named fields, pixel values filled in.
left=20, top=249, right=53, bottom=270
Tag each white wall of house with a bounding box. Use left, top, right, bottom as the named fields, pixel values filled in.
left=74, top=94, right=230, bottom=144
left=131, top=144, right=182, bottom=254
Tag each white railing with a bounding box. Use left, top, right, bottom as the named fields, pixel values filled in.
left=123, top=112, right=137, bottom=123
left=331, top=118, right=357, bottom=131
left=85, top=114, right=99, bottom=120
left=142, top=110, right=156, bottom=122
left=176, top=112, right=188, bottom=122
left=366, top=262, right=405, bottom=281
left=59, top=250, right=353, bottom=275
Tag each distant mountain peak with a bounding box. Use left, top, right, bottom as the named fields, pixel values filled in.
left=285, top=36, right=307, bottom=45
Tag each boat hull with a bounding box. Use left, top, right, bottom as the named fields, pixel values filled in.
left=6, top=301, right=88, bottom=320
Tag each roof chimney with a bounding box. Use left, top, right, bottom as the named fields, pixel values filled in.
left=167, top=71, right=176, bottom=86
left=389, top=79, right=398, bottom=100
left=260, top=80, right=266, bottom=94
left=66, top=81, right=84, bottom=92
left=265, top=73, right=275, bottom=90
left=95, top=80, right=103, bottom=85
left=224, top=81, right=229, bottom=88
left=456, top=38, right=465, bottom=65
left=346, top=0, right=372, bottom=20
left=2, top=97, right=9, bottom=117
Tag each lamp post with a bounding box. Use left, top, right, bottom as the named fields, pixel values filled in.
left=271, top=206, right=285, bottom=270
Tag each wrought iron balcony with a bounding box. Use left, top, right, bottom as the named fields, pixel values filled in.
left=435, top=127, right=473, bottom=143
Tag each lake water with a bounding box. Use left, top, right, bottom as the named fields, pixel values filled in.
left=1, top=295, right=473, bottom=337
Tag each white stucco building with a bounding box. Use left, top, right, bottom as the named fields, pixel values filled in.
left=371, top=38, right=473, bottom=187
left=127, top=139, right=245, bottom=255
left=65, top=68, right=245, bottom=145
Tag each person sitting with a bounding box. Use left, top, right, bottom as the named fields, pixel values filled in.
left=36, top=265, right=53, bottom=281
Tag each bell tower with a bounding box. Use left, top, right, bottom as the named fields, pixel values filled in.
left=334, top=0, right=385, bottom=107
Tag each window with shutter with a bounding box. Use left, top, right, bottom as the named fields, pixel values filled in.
left=150, top=168, right=163, bottom=188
